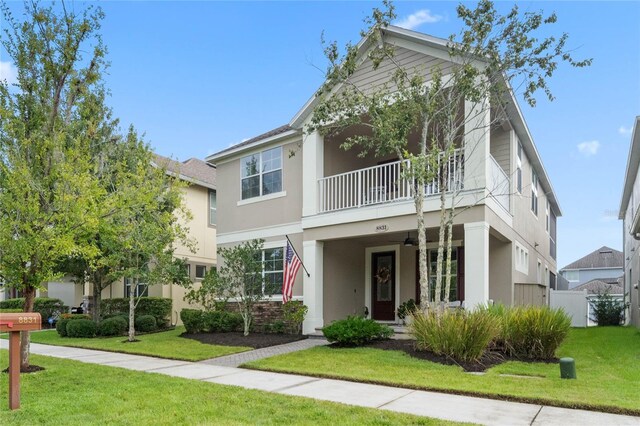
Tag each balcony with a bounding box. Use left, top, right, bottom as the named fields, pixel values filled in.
left=317, top=149, right=464, bottom=213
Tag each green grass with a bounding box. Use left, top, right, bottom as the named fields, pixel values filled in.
left=245, top=327, right=640, bottom=415
left=0, top=352, right=462, bottom=425
left=3, top=327, right=250, bottom=361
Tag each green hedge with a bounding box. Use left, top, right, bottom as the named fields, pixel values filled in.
left=0, top=308, right=23, bottom=313
left=66, top=319, right=97, bottom=338
left=181, top=309, right=205, bottom=334
left=323, top=316, right=393, bottom=346
left=97, top=316, right=128, bottom=336
left=135, top=315, right=157, bottom=332
left=101, top=297, right=172, bottom=327
left=0, top=297, right=68, bottom=322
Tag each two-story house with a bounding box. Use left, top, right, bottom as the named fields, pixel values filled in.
left=619, top=116, right=640, bottom=327
left=208, top=26, right=559, bottom=334
left=558, top=246, right=623, bottom=289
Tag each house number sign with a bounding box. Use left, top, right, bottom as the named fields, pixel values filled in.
left=375, top=224, right=389, bottom=233
left=0, top=312, right=42, bottom=410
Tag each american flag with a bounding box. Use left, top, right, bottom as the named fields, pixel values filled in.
left=282, top=241, right=302, bottom=302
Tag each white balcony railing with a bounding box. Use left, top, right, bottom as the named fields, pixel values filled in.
left=318, top=149, right=464, bottom=213
left=488, top=155, right=510, bottom=213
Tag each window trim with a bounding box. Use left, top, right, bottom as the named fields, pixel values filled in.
left=195, top=265, right=207, bottom=280
left=240, top=146, right=283, bottom=201
left=515, top=242, right=529, bottom=274
left=208, top=190, right=217, bottom=227
left=261, top=246, right=284, bottom=296
left=516, top=142, right=523, bottom=194
left=531, top=171, right=538, bottom=211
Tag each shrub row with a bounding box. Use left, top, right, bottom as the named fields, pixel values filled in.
left=409, top=304, right=571, bottom=362
left=322, top=316, right=393, bottom=346
left=56, top=314, right=160, bottom=338
left=180, top=309, right=243, bottom=334
left=101, top=297, right=172, bottom=327
left=0, top=297, right=68, bottom=322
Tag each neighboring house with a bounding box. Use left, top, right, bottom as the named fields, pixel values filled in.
left=40, top=154, right=218, bottom=325
left=207, top=26, right=560, bottom=334
left=558, top=246, right=624, bottom=289
left=619, top=116, right=640, bottom=328
left=572, top=278, right=625, bottom=327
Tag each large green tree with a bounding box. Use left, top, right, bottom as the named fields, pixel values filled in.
left=308, top=0, right=590, bottom=310
left=0, top=1, right=110, bottom=369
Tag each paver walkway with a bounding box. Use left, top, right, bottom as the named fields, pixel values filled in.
left=2, top=340, right=638, bottom=426
left=199, top=337, right=328, bottom=367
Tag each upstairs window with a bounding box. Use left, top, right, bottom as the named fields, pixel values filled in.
left=545, top=200, right=550, bottom=233
left=531, top=169, right=538, bottom=215
left=124, top=278, right=148, bottom=298
left=516, top=143, right=523, bottom=193
left=195, top=265, right=207, bottom=280
left=241, top=147, right=282, bottom=200
left=564, top=270, right=579, bottom=282
left=209, top=190, right=217, bottom=226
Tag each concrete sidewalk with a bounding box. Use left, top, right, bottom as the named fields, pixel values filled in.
left=3, top=341, right=638, bottom=426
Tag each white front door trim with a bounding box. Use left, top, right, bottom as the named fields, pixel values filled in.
left=365, top=244, right=401, bottom=323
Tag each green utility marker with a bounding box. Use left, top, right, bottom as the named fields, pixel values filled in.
left=560, top=357, right=576, bottom=379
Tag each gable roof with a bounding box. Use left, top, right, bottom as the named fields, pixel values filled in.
left=561, top=246, right=624, bottom=271
left=206, top=124, right=295, bottom=161
left=573, top=279, right=624, bottom=295
left=205, top=25, right=561, bottom=215
left=152, top=154, right=216, bottom=190
left=619, top=116, right=640, bottom=219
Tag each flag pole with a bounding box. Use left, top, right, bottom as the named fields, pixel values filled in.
left=286, top=235, right=310, bottom=277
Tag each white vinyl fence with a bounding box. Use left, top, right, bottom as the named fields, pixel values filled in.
left=549, top=289, right=588, bottom=327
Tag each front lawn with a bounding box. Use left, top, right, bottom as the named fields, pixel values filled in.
left=5, top=327, right=251, bottom=361
left=0, top=352, right=460, bottom=425
left=245, top=327, right=640, bottom=415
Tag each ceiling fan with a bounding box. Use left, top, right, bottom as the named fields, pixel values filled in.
left=387, top=232, right=419, bottom=247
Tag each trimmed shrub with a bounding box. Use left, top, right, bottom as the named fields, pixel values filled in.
left=135, top=315, right=157, bottom=333
left=322, top=316, right=393, bottom=346
left=0, top=297, right=68, bottom=323
left=102, top=297, right=172, bottom=327
left=97, top=316, right=128, bottom=336
left=397, top=299, right=417, bottom=322
left=0, top=308, right=22, bottom=313
left=263, top=320, right=286, bottom=334
left=204, top=311, right=242, bottom=333
left=56, top=318, right=70, bottom=337
left=66, top=319, right=97, bottom=338
left=590, top=291, right=626, bottom=326
left=410, top=310, right=498, bottom=363
left=181, top=309, right=205, bottom=334
left=502, top=306, right=571, bottom=359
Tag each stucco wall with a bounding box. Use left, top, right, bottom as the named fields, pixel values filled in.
left=215, top=137, right=303, bottom=235
left=322, top=239, right=366, bottom=323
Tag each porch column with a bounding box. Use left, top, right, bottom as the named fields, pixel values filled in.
left=463, top=98, right=491, bottom=191
left=302, top=130, right=324, bottom=217
left=302, top=240, right=324, bottom=334
left=464, top=221, right=490, bottom=309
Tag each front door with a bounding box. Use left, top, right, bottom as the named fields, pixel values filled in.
left=372, top=251, right=396, bottom=320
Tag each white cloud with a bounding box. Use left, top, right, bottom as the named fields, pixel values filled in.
left=618, top=125, right=632, bottom=136
left=0, top=60, right=17, bottom=85
left=395, top=10, right=442, bottom=30
left=577, top=140, right=600, bottom=156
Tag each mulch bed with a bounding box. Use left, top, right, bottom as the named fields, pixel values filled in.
left=181, top=332, right=307, bottom=349
left=332, top=339, right=557, bottom=372
left=2, top=365, right=45, bottom=374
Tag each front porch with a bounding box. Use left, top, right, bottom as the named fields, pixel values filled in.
left=302, top=222, right=514, bottom=334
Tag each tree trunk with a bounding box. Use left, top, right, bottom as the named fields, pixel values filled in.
left=416, top=183, right=430, bottom=312
left=20, top=286, right=36, bottom=371
left=92, top=281, right=101, bottom=323
left=242, top=307, right=251, bottom=336
left=435, top=162, right=448, bottom=311
left=128, top=278, right=136, bottom=342
left=444, top=217, right=454, bottom=304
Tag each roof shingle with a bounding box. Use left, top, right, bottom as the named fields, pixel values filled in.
left=561, top=246, right=623, bottom=270
left=153, top=154, right=216, bottom=189
left=573, top=279, right=624, bottom=294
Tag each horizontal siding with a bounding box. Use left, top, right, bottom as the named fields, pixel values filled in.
left=490, top=128, right=510, bottom=175
left=345, top=47, right=454, bottom=95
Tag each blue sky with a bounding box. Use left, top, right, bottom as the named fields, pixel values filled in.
left=1, top=1, right=639, bottom=269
